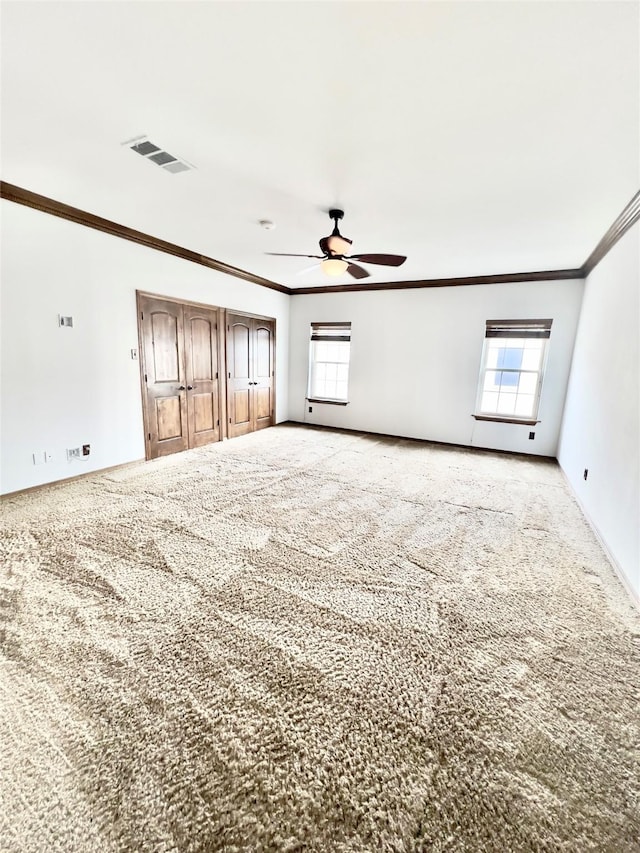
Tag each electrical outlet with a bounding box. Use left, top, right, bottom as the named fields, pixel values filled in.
left=308, top=406, right=313, bottom=413
left=58, top=315, right=73, bottom=327
left=82, top=444, right=90, bottom=456
left=529, top=431, right=535, bottom=440
left=67, top=447, right=81, bottom=461
left=131, top=348, right=138, bottom=360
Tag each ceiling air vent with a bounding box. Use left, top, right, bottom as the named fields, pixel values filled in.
left=122, top=135, right=194, bottom=174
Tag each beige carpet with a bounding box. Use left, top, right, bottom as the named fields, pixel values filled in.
left=1, top=424, right=639, bottom=852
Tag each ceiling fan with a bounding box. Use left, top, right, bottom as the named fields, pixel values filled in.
left=266, top=209, right=406, bottom=279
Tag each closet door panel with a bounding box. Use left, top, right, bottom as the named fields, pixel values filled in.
left=156, top=397, right=183, bottom=441
left=253, top=319, right=274, bottom=431
left=226, top=313, right=254, bottom=438
left=234, top=390, right=251, bottom=425
left=255, top=387, right=271, bottom=422
left=139, top=295, right=189, bottom=459
left=184, top=306, right=221, bottom=448
left=255, top=325, right=271, bottom=377
left=193, top=393, right=215, bottom=433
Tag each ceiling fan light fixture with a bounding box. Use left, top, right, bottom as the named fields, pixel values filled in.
left=321, top=258, right=349, bottom=277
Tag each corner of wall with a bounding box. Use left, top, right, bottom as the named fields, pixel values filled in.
left=557, top=223, right=640, bottom=603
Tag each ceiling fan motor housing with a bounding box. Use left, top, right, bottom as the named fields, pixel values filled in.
left=321, top=235, right=352, bottom=255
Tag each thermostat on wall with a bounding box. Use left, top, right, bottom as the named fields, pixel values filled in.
left=58, top=315, right=73, bottom=327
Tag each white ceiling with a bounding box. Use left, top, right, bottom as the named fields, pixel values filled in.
left=2, top=1, right=638, bottom=290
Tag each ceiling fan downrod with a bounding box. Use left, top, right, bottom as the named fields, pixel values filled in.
left=328, top=208, right=344, bottom=236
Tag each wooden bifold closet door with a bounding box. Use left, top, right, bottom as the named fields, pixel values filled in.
left=226, top=312, right=275, bottom=438
left=138, top=294, right=222, bottom=459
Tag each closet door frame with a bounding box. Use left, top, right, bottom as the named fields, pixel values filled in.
left=137, top=291, right=227, bottom=461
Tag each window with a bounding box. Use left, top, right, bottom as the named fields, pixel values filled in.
left=308, top=322, right=351, bottom=404
left=475, top=319, right=552, bottom=424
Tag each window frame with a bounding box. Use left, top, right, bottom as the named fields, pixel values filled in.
left=473, top=319, right=552, bottom=426
left=307, top=322, right=351, bottom=405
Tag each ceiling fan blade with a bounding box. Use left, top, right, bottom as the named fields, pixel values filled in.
left=265, top=252, right=324, bottom=258
left=347, top=253, right=406, bottom=266
left=346, top=263, right=370, bottom=280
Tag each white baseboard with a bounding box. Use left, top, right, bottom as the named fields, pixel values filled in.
left=558, top=467, right=639, bottom=612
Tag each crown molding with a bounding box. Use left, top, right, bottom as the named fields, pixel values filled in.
left=2, top=180, right=638, bottom=295
left=581, top=189, right=640, bottom=277
left=0, top=181, right=291, bottom=295
left=290, top=268, right=583, bottom=295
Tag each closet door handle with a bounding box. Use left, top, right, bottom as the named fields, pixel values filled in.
left=178, top=385, right=186, bottom=391
left=187, top=385, right=195, bottom=390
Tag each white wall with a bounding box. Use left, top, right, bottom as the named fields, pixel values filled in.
left=0, top=200, right=289, bottom=494
left=288, top=280, right=584, bottom=457
left=558, top=225, right=639, bottom=601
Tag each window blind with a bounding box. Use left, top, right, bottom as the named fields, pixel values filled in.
left=310, top=322, right=351, bottom=343
left=485, top=319, right=552, bottom=339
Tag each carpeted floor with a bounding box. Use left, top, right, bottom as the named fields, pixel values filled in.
left=1, top=424, right=639, bottom=853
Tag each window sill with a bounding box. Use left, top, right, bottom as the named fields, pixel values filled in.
left=307, top=398, right=349, bottom=406
left=473, top=414, right=540, bottom=426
